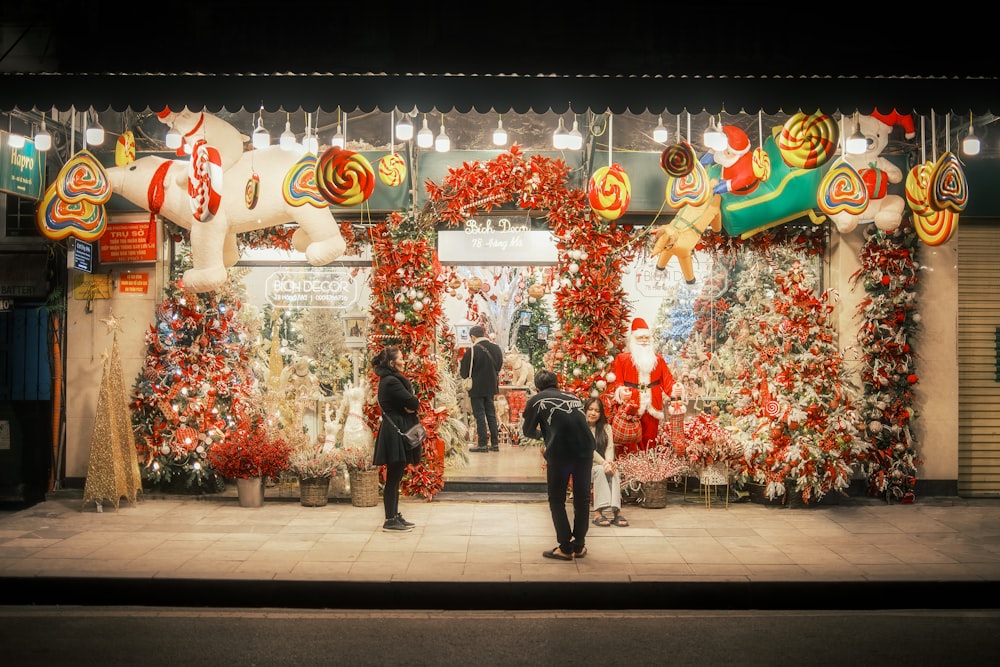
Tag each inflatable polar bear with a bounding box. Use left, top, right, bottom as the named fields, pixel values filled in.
left=106, top=144, right=347, bottom=293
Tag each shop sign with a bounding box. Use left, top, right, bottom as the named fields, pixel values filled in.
left=98, top=220, right=157, bottom=264
left=264, top=269, right=360, bottom=309
left=73, top=239, right=94, bottom=273
left=0, top=132, right=45, bottom=200
left=437, top=216, right=557, bottom=264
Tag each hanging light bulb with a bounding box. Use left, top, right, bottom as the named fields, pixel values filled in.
left=279, top=114, right=297, bottom=150
left=85, top=110, right=105, bottom=146
left=846, top=112, right=867, bottom=154
left=302, top=126, right=318, bottom=154
left=395, top=111, right=414, bottom=141
left=435, top=115, right=451, bottom=152
left=493, top=115, right=508, bottom=146
left=252, top=110, right=270, bottom=149
left=416, top=115, right=434, bottom=148
left=164, top=121, right=182, bottom=150
left=703, top=115, right=726, bottom=151
left=7, top=131, right=25, bottom=149
left=34, top=114, right=52, bottom=151
left=963, top=112, right=981, bottom=156
left=653, top=115, right=669, bottom=143
left=330, top=123, right=345, bottom=149
left=566, top=117, right=583, bottom=150
left=552, top=116, right=570, bottom=149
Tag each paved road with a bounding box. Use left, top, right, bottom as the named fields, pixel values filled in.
left=3, top=607, right=998, bottom=666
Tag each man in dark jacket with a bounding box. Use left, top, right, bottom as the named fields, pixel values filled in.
left=521, top=369, right=595, bottom=561
left=460, top=325, right=504, bottom=452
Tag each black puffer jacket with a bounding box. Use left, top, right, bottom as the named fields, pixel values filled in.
left=521, top=387, right=595, bottom=462
left=372, top=365, right=421, bottom=467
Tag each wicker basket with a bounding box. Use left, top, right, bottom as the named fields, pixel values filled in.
left=298, top=476, right=331, bottom=507
left=349, top=468, right=379, bottom=507
left=640, top=479, right=669, bottom=509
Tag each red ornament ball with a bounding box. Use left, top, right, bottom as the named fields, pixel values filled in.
left=907, top=374, right=918, bottom=384
left=880, top=275, right=891, bottom=286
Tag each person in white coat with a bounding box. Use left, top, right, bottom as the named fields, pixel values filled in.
left=585, top=397, right=628, bottom=527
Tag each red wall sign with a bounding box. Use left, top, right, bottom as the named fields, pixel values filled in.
left=98, top=221, right=157, bottom=264
left=118, top=272, right=150, bottom=294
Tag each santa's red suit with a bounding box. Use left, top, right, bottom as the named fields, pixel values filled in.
left=611, top=318, right=676, bottom=453
left=703, top=125, right=760, bottom=196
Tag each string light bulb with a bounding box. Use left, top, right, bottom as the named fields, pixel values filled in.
left=416, top=115, right=434, bottom=148
left=251, top=109, right=270, bottom=149
left=33, top=114, right=52, bottom=151
left=85, top=110, right=105, bottom=146
left=653, top=115, right=669, bottom=143
left=493, top=115, right=508, bottom=146
left=435, top=115, right=451, bottom=152
left=566, top=117, right=583, bottom=150
left=963, top=112, right=981, bottom=156
left=279, top=114, right=297, bottom=150
left=395, top=111, right=414, bottom=141
left=846, top=112, right=868, bottom=154
left=552, top=116, right=570, bottom=149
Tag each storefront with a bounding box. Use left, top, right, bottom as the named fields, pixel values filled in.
left=2, top=63, right=999, bottom=501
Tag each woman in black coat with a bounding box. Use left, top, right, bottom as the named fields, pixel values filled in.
left=372, top=345, right=422, bottom=532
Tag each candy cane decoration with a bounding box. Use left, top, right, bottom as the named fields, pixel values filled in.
left=187, top=139, right=223, bottom=222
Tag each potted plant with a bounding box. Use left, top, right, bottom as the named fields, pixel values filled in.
left=616, top=445, right=687, bottom=509
left=339, top=446, right=379, bottom=508
left=206, top=419, right=292, bottom=507
left=288, top=445, right=341, bottom=507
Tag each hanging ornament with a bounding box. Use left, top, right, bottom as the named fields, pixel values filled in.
left=115, top=130, right=136, bottom=166
left=245, top=172, right=260, bottom=209
left=588, top=163, right=631, bottom=220
left=378, top=152, right=407, bottom=187
left=315, top=146, right=375, bottom=207
left=467, top=276, right=484, bottom=293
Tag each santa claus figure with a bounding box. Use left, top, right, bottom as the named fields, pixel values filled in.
left=702, top=125, right=760, bottom=196
left=612, top=318, right=679, bottom=452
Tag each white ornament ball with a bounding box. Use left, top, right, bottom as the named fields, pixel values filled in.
left=413, top=301, right=424, bottom=311
left=160, top=444, right=171, bottom=455
left=596, top=379, right=607, bottom=390
left=394, top=311, right=406, bottom=323
left=591, top=389, right=600, bottom=397
left=572, top=367, right=581, bottom=377
left=569, top=249, right=582, bottom=260
left=606, top=372, right=616, bottom=383
left=568, top=263, right=579, bottom=274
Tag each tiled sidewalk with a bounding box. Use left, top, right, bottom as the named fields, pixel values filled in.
left=2, top=489, right=999, bottom=609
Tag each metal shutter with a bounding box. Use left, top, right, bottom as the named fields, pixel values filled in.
left=958, top=220, right=1000, bottom=497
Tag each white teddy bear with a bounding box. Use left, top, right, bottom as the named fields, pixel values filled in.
left=830, top=111, right=915, bottom=234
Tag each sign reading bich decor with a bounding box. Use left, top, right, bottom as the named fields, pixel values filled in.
left=437, top=216, right=557, bottom=265
left=98, top=219, right=157, bottom=264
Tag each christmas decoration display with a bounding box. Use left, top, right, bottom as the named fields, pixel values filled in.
left=850, top=220, right=922, bottom=503
left=156, top=107, right=245, bottom=170
left=703, top=124, right=763, bottom=195
left=660, top=141, right=697, bottom=177
left=115, top=130, right=135, bottom=166
left=827, top=112, right=913, bottom=234
left=683, top=411, right=742, bottom=471
left=587, top=163, right=632, bottom=220
left=650, top=193, right=723, bottom=283
left=665, top=159, right=711, bottom=208
left=106, top=143, right=347, bottom=293
left=727, top=254, right=867, bottom=503
left=205, top=418, right=292, bottom=480
left=616, top=445, right=687, bottom=486
left=82, top=311, right=143, bottom=511
left=906, top=146, right=966, bottom=246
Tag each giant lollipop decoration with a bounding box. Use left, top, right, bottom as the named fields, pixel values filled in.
left=315, top=146, right=375, bottom=207
left=588, top=163, right=631, bottom=220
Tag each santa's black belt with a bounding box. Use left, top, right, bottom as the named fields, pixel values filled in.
left=625, top=380, right=660, bottom=390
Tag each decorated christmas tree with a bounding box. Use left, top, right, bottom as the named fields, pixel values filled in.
left=130, top=275, right=262, bottom=491
left=727, top=253, right=867, bottom=503
left=511, top=274, right=555, bottom=371
left=850, top=220, right=922, bottom=503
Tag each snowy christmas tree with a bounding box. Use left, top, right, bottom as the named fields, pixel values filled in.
left=727, top=254, right=868, bottom=503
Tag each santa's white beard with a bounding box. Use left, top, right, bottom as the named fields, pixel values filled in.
left=629, top=341, right=657, bottom=382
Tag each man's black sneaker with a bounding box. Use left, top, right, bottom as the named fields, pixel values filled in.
left=470, top=446, right=489, bottom=453
left=489, top=446, right=500, bottom=452
left=396, top=513, right=415, bottom=527
left=382, top=517, right=413, bottom=532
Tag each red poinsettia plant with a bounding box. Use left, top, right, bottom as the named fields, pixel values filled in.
left=207, top=418, right=292, bottom=480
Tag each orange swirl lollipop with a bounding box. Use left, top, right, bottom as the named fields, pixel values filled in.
left=666, top=160, right=710, bottom=209
left=659, top=142, right=696, bottom=177
left=914, top=207, right=957, bottom=246
left=56, top=150, right=112, bottom=204
left=905, top=162, right=934, bottom=217
left=378, top=152, right=407, bottom=186
left=315, top=146, right=375, bottom=207
left=817, top=158, right=868, bottom=216
left=778, top=112, right=839, bottom=169
left=588, top=163, right=631, bottom=220
left=283, top=154, right=327, bottom=208
left=929, top=151, right=968, bottom=212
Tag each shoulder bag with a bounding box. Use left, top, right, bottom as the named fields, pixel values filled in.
left=384, top=414, right=427, bottom=450
left=462, top=346, right=475, bottom=392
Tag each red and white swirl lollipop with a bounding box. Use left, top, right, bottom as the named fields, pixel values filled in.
left=588, top=163, right=631, bottom=220
left=187, top=140, right=223, bottom=222
left=905, top=162, right=934, bottom=217
left=378, top=152, right=407, bottom=187
left=315, top=146, right=375, bottom=207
